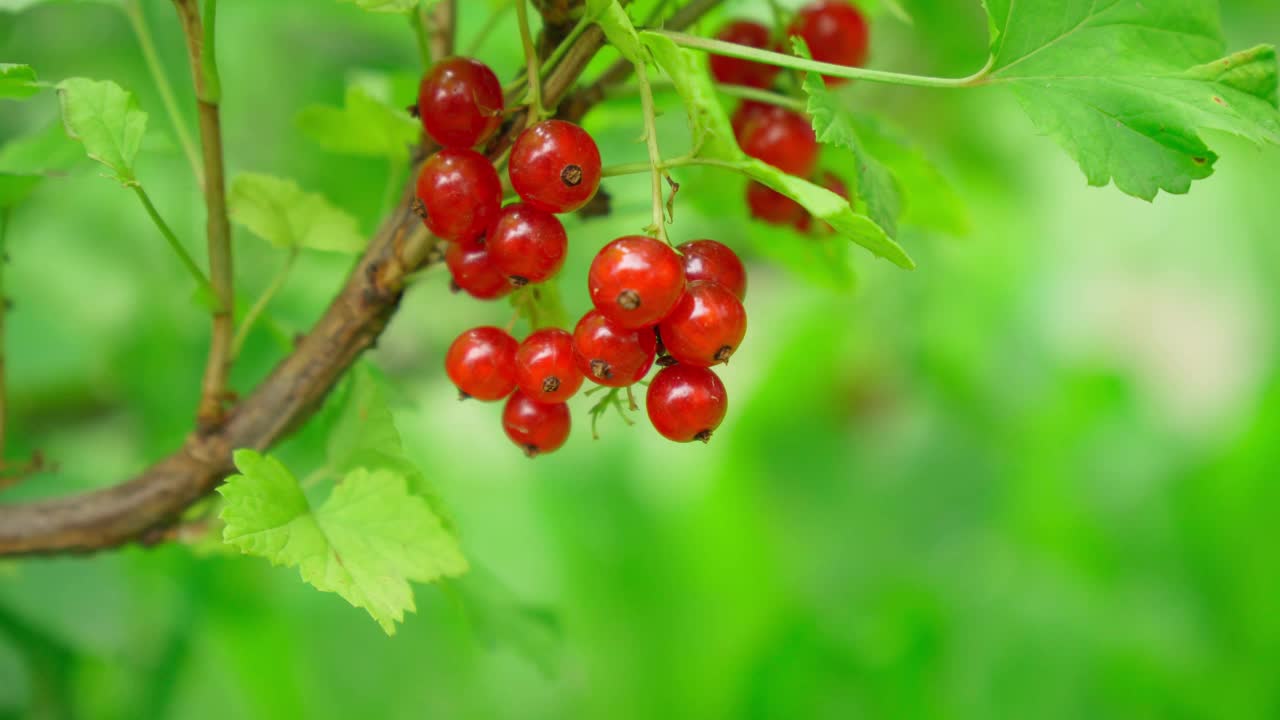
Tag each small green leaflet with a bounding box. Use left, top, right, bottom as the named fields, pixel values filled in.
left=337, top=0, right=418, bottom=12
left=296, top=85, right=419, bottom=161
left=634, top=30, right=914, bottom=269
left=219, top=450, right=468, bottom=636
left=0, top=64, right=39, bottom=100
left=228, top=173, right=366, bottom=254
left=794, top=38, right=901, bottom=239
left=983, top=0, right=1280, bottom=200
left=56, top=77, right=146, bottom=185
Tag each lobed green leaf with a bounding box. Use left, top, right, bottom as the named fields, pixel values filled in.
left=586, top=0, right=644, bottom=64
left=228, top=173, right=366, bottom=254
left=296, top=85, right=420, bottom=161
left=56, top=77, right=146, bottom=185
left=219, top=450, right=468, bottom=636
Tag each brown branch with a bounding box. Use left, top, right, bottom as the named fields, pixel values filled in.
left=173, top=0, right=234, bottom=431
left=426, top=0, right=456, bottom=59
left=0, top=0, right=724, bottom=557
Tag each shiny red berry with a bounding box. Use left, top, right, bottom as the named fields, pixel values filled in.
left=445, top=234, right=513, bottom=300
left=788, top=0, right=869, bottom=86
left=739, top=106, right=818, bottom=177
left=709, top=21, right=781, bottom=89
left=678, top=239, right=747, bottom=300
left=646, top=365, right=728, bottom=443
left=795, top=172, right=849, bottom=233
left=731, top=100, right=771, bottom=141
left=417, top=57, right=504, bottom=148
left=572, top=309, right=658, bottom=387
left=445, top=326, right=518, bottom=401
left=486, top=203, right=568, bottom=285
left=416, top=148, right=502, bottom=242
left=509, top=120, right=602, bottom=214
left=503, top=390, right=571, bottom=457
left=658, top=281, right=747, bottom=367
left=746, top=181, right=805, bottom=225
left=587, top=235, right=686, bottom=329
left=515, top=328, right=584, bottom=404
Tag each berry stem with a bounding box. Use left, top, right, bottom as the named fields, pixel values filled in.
left=514, top=0, right=545, bottom=118
left=409, top=3, right=433, bottom=69
left=539, top=16, right=590, bottom=80
left=231, top=246, right=298, bottom=360
left=609, top=79, right=806, bottom=112
left=652, top=29, right=995, bottom=88
left=121, top=0, right=203, bottom=187
left=634, top=60, right=669, bottom=243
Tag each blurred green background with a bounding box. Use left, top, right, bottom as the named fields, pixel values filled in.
left=3, top=0, right=1280, bottom=718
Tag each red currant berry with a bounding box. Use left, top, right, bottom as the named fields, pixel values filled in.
left=646, top=365, right=728, bottom=443
left=678, top=239, right=747, bottom=300
left=739, top=106, right=818, bottom=177
left=509, top=120, right=602, bottom=214
left=416, top=148, right=502, bottom=242
left=731, top=100, right=771, bottom=141
left=572, top=309, right=658, bottom=387
left=587, top=235, right=686, bottom=329
left=794, top=172, right=849, bottom=233
left=709, top=21, right=781, bottom=89
left=658, top=281, right=747, bottom=367
left=445, top=234, right=513, bottom=300
left=746, top=181, right=805, bottom=225
left=417, top=57, right=504, bottom=148
left=503, top=390, right=571, bottom=457
left=788, top=0, right=869, bottom=86
left=486, top=203, right=568, bottom=285
left=515, top=328, right=584, bottom=403
left=445, top=326, right=518, bottom=401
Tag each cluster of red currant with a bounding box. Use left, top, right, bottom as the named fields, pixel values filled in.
left=415, top=57, right=750, bottom=456
left=711, top=0, right=869, bottom=229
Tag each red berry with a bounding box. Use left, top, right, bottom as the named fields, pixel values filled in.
left=739, top=106, right=818, bottom=177
left=503, top=390, right=571, bottom=456
left=587, top=235, right=686, bottom=329
left=658, top=281, right=747, bottom=367
left=486, top=203, right=568, bottom=285
left=416, top=148, right=502, bottom=242
left=515, top=328, right=584, bottom=404
left=646, top=365, right=728, bottom=443
left=445, top=326, right=518, bottom=401
left=445, top=235, right=513, bottom=300
left=572, top=309, right=658, bottom=387
left=788, top=0, right=869, bottom=86
left=709, top=21, right=781, bottom=89
left=746, top=181, right=805, bottom=225
left=417, top=57, right=504, bottom=148
left=795, top=172, right=849, bottom=233
left=509, top=120, right=602, bottom=214
left=731, top=100, right=771, bottom=141
left=678, top=239, right=747, bottom=300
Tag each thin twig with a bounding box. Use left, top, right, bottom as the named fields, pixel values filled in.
left=410, top=4, right=432, bottom=69
left=427, top=0, right=457, bottom=60
left=173, top=0, right=234, bottom=430
left=122, top=0, right=203, bottom=187
left=515, top=0, right=544, bottom=117
left=231, top=247, right=298, bottom=360
left=634, top=61, right=667, bottom=242
left=131, top=185, right=216, bottom=296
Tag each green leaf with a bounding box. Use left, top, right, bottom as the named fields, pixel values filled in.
left=56, top=77, right=146, bottom=185
left=326, top=364, right=404, bottom=473
left=0, top=64, right=39, bottom=100
left=586, top=0, right=643, bottom=64
left=219, top=450, right=468, bottom=636
left=296, top=85, right=419, bottom=161
left=228, top=173, right=365, bottom=253
left=840, top=114, right=969, bottom=236
left=984, top=1, right=1280, bottom=199
left=641, top=32, right=740, bottom=160
left=0, top=173, right=41, bottom=207
left=795, top=39, right=901, bottom=238
left=337, top=0, right=418, bottom=12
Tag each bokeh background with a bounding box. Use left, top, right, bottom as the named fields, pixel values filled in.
left=3, top=0, right=1280, bottom=718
